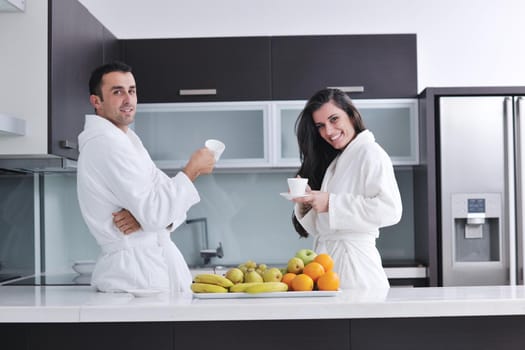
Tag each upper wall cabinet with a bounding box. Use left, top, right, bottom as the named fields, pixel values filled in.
left=49, top=0, right=119, bottom=160
left=271, top=34, right=417, bottom=100
left=121, top=34, right=417, bottom=103
left=121, top=37, right=272, bottom=103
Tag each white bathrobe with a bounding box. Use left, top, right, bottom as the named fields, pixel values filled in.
left=295, top=130, right=402, bottom=290
left=77, top=114, right=199, bottom=294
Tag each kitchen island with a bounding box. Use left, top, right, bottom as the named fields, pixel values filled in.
left=1, top=285, right=525, bottom=349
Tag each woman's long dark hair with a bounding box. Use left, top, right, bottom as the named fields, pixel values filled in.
left=292, top=88, right=366, bottom=237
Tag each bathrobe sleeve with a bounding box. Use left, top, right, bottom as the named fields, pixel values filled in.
left=87, top=134, right=199, bottom=232
left=328, top=145, right=402, bottom=232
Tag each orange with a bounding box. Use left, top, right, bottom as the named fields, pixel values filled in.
left=317, top=271, right=340, bottom=291
left=281, top=273, right=297, bottom=290
left=302, top=262, right=325, bottom=282
left=314, top=253, right=334, bottom=272
left=291, top=273, right=314, bottom=291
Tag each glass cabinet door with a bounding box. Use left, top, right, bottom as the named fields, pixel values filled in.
left=273, top=101, right=305, bottom=167
left=275, top=99, right=419, bottom=166
left=356, top=99, right=419, bottom=165
left=133, top=102, right=270, bottom=169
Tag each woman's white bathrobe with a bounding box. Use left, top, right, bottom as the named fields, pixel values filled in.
left=77, top=115, right=198, bottom=294
left=295, top=130, right=402, bottom=289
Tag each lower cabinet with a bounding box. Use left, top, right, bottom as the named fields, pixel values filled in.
left=1, top=320, right=349, bottom=350
left=172, top=320, right=350, bottom=350
left=5, top=316, right=525, bottom=350
left=351, top=316, right=525, bottom=350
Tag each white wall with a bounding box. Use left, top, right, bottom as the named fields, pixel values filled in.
left=79, top=0, right=525, bottom=91
left=0, top=0, right=47, bottom=154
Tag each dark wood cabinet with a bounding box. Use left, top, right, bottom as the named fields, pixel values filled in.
left=121, top=34, right=417, bottom=103
left=48, top=0, right=119, bottom=160
left=6, top=316, right=525, bottom=350
left=121, top=37, right=272, bottom=103
left=25, top=323, right=172, bottom=350
left=271, top=34, right=417, bottom=100
left=3, top=320, right=348, bottom=350
left=172, top=320, right=350, bottom=350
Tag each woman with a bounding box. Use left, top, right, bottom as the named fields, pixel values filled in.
left=292, top=88, right=402, bottom=289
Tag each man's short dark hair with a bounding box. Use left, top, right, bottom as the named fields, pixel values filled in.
left=89, top=61, right=133, bottom=99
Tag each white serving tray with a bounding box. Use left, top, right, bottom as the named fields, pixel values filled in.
left=193, top=290, right=340, bottom=299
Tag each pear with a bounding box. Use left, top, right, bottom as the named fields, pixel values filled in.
left=245, top=260, right=257, bottom=269
left=237, top=263, right=248, bottom=275
left=287, top=257, right=304, bottom=274
left=245, top=268, right=264, bottom=283
left=263, top=267, right=283, bottom=282
left=225, top=268, right=244, bottom=284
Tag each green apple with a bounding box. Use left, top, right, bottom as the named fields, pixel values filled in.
left=287, top=257, right=304, bottom=274
left=245, top=268, right=264, bottom=283
left=225, top=268, right=244, bottom=284
left=296, top=249, right=317, bottom=265
left=262, top=267, right=283, bottom=282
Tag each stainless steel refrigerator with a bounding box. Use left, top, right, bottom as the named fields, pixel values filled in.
left=439, top=95, right=524, bottom=286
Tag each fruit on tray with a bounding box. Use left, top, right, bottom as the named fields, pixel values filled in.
left=295, top=249, right=317, bottom=265
left=225, top=268, right=244, bottom=284
left=317, top=270, right=340, bottom=291
left=191, top=251, right=340, bottom=293
left=191, top=282, right=228, bottom=293
left=244, top=282, right=288, bottom=294
left=244, top=268, right=264, bottom=283
left=193, top=273, right=234, bottom=288
left=291, top=273, right=314, bottom=291
left=286, top=257, right=304, bottom=274
left=262, top=267, right=283, bottom=282
left=229, top=282, right=262, bottom=293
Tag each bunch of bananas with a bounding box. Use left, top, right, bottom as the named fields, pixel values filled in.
left=190, top=273, right=288, bottom=294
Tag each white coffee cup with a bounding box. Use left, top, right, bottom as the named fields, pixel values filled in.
left=205, top=139, right=226, bottom=161
left=287, top=177, right=308, bottom=196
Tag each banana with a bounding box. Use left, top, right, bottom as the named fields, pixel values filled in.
left=191, top=282, right=228, bottom=293
left=245, top=282, right=289, bottom=294
left=193, top=273, right=234, bottom=288
left=229, top=282, right=262, bottom=293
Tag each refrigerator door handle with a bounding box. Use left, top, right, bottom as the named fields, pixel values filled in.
left=516, top=96, right=525, bottom=284
left=505, top=96, right=517, bottom=285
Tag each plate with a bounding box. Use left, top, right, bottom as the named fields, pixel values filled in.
left=279, top=192, right=310, bottom=200
left=72, top=260, right=95, bottom=275
left=193, top=290, right=340, bottom=299
left=127, top=289, right=165, bottom=297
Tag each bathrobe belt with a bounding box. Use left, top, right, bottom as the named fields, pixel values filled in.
left=101, top=234, right=165, bottom=254
left=315, top=232, right=376, bottom=245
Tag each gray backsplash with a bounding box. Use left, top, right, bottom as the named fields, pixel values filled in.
left=36, top=168, right=415, bottom=273
left=0, top=171, right=35, bottom=277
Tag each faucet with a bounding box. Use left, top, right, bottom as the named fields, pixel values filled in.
left=185, top=218, right=224, bottom=265
left=199, top=242, right=224, bottom=265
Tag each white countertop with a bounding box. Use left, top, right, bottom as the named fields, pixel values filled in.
left=2, top=284, right=525, bottom=323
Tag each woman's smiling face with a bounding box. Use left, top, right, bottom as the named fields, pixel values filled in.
left=312, top=100, right=356, bottom=150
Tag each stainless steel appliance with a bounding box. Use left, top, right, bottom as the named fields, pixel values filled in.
left=439, top=95, right=524, bottom=286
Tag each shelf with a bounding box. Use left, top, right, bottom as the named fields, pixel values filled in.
left=0, top=113, right=26, bottom=136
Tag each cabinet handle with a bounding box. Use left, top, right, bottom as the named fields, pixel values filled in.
left=327, top=86, right=364, bottom=93
left=179, top=89, right=217, bottom=96
left=59, top=140, right=78, bottom=150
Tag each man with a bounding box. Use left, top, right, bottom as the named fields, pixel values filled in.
left=77, top=61, right=215, bottom=293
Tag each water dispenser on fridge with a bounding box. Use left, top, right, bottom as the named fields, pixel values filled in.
left=446, top=194, right=505, bottom=285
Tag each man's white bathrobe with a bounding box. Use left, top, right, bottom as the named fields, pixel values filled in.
left=77, top=115, right=198, bottom=294
left=295, top=130, right=402, bottom=290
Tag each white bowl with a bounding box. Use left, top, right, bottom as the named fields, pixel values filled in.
left=72, top=260, right=95, bottom=275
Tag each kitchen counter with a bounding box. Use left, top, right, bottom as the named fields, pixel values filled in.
left=3, top=285, right=525, bottom=349
left=2, top=284, right=525, bottom=323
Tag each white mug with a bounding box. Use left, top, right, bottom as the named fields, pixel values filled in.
left=287, top=178, right=308, bottom=196
left=205, top=139, right=226, bottom=161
